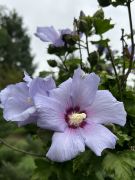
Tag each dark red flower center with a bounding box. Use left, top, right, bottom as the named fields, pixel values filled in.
left=65, top=106, right=87, bottom=128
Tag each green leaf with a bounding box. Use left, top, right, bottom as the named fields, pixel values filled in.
left=32, top=159, right=54, bottom=180
left=39, top=71, right=54, bottom=78
left=47, top=60, right=57, bottom=67
left=48, top=45, right=66, bottom=56
left=112, top=0, right=128, bottom=7
left=91, top=39, right=110, bottom=46
left=93, top=18, right=114, bottom=34
left=73, top=150, right=104, bottom=179
left=93, top=9, right=104, bottom=19
left=88, top=51, right=99, bottom=67
left=102, top=152, right=135, bottom=180
left=65, top=58, right=80, bottom=67
left=115, top=130, right=132, bottom=146
left=63, top=34, right=80, bottom=45
left=79, top=16, right=93, bottom=35
left=97, top=0, right=111, bottom=7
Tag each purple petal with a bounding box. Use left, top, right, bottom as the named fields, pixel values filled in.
left=80, top=123, right=117, bottom=156
left=46, top=128, right=85, bottom=162
left=34, top=94, right=67, bottom=132
left=17, top=113, right=37, bottom=127
left=49, top=78, right=72, bottom=110
left=0, top=82, right=30, bottom=107
left=23, top=71, right=32, bottom=87
left=72, top=68, right=100, bottom=109
left=54, top=39, right=64, bottom=47
left=4, top=98, right=36, bottom=122
left=0, top=85, right=13, bottom=107
left=86, top=90, right=126, bottom=126
left=54, top=28, right=72, bottom=47
left=1, top=82, right=36, bottom=123
left=29, top=76, right=56, bottom=97
left=35, top=26, right=59, bottom=44
left=59, top=28, right=72, bottom=36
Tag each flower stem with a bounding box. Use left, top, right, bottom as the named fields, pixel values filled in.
left=106, top=44, right=122, bottom=100
left=59, top=56, right=68, bottom=71
left=86, top=34, right=93, bottom=71
left=86, top=34, right=90, bottom=57
left=78, top=40, right=83, bottom=68
left=124, top=0, right=134, bottom=84
left=0, top=137, right=44, bottom=158
left=121, top=29, right=126, bottom=76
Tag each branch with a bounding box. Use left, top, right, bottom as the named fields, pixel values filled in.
left=0, top=137, right=45, bottom=158
left=121, top=29, right=126, bottom=76
left=85, top=34, right=90, bottom=57
left=59, top=56, right=68, bottom=71
left=124, top=0, right=134, bottom=82
left=74, top=18, right=83, bottom=68
left=106, top=45, right=122, bottom=99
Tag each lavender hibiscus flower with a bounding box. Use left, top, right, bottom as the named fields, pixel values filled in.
left=0, top=73, right=55, bottom=126
left=35, top=26, right=74, bottom=47
left=34, top=68, right=126, bottom=162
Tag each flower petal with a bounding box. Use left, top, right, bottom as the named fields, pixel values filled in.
left=49, top=78, right=72, bottom=110
left=54, top=39, right=64, bottom=47
left=46, top=128, right=85, bottom=162
left=17, top=114, right=37, bottom=126
left=1, top=82, right=36, bottom=123
left=59, top=28, right=72, bottom=36
left=34, top=94, right=67, bottom=132
left=29, top=76, right=56, bottom=97
left=86, top=90, right=126, bottom=126
left=80, top=123, right=117, bottom=156
left=23, top=71, right=32, bottom=87
left=4, top=97, right=36, bottom=122
left=72, top=68, right=100, bottom=109
left=35, top=26, right=59, bottom=44
left=0, top=82, right=30, bottom=107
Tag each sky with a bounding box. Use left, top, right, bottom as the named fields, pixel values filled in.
left=0, top=0, right=135, bottom=76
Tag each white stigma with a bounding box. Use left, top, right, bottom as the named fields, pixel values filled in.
left=69, top=112, right=86, bottom=126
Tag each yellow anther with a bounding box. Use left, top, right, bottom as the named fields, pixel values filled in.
left=69, top=112, right=86, bottom=126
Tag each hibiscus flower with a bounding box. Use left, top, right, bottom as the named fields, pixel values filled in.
left=0, top=72, right=55, bottom=126
left=35, top=26, right=72, bottom=47
left=34, top=68, right=126, bottom=162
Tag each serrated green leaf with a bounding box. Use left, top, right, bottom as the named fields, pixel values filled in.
left=32, top=159, right=54, bottom=180
left=93, top=9, right=104, bottom=19
left=102, top=152, right=135, bottom=180
left=93, top=18, right=114, bottom=34
left=115, top=130, right=132, bottom=146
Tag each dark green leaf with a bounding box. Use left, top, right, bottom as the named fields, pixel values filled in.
left=88, top=51, right=99, bottom=67
left=112, top=0, right=128, bottom=7
left=93, top=9, right=104, bottom=19
left=47, top=60, right=57, bottom=67
left=93, top=18, right=114, bottom=34
left=91, top=39, right=110, bottom=46
left=97, top=0, right=111, bottom=7
left=102, top=152, right=135, bottom=180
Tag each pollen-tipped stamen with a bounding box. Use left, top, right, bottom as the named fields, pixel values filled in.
left=69, top=112, right=86, bottom=127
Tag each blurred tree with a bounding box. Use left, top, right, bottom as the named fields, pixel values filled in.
left=0, top=7, right=36, bottom=88
left=0, top=7, right=38, bottom=180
